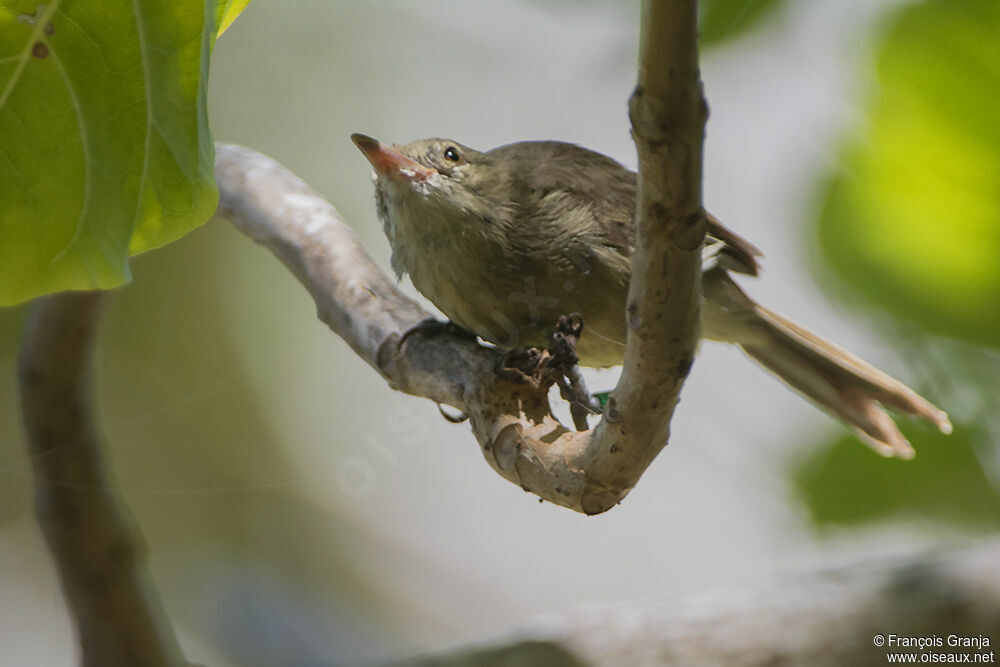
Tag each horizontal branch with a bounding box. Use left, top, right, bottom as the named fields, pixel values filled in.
left=402, top=539, right=1000, bottom=666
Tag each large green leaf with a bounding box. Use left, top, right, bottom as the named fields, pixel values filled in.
left=792, top=424, right=1000, bottom=530
left=217, top=0, right=248, bottom=35
left=816, top=0, right=1000, bottom=348
left=0, top=0, right=246, bottom=306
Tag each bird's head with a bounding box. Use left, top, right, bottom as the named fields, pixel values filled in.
left=351, top=133, right=506, bottom=227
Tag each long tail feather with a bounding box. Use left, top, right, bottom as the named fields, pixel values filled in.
left=741, top=306, right=951, bottom=458
left=702, top=269, right=950, bottom=458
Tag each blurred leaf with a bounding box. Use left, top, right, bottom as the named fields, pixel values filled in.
left=700, top=0, right=785, bottom=48
left=217, top=0, right=250, bottom=35
left=815, top=0, right=1000, bottom=348
left=793, top=423, right=1000, bottom=530
left=0, top=0, right=223, bottom=306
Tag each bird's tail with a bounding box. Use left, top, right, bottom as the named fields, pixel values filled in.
left=702, top=270, right=951, bottom=458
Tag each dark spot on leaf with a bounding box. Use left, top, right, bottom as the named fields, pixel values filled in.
left=44, top=22, right=55, bottom=36
left=674, top=356, right=694, bottom=377
left=32, top=41, right=48, bottom=58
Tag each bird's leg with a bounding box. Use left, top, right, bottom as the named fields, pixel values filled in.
left=558, top=365, right=602, bottom=430
left=496, top=313, right=600, bottom=431
left=546, top=314, right=599, bottom=429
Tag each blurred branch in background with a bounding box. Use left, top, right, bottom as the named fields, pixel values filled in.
left=18, top=292, right=186, bottom=667
left=398, top=538, right=1000, bottom=667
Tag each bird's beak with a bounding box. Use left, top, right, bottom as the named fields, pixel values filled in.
left=351, top=133, right=435, bottom=182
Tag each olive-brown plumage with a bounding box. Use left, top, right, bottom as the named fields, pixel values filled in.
left=352, top=133, right=951, bottom=458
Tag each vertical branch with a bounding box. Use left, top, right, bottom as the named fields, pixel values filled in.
left=584, top=0, right=707, bottom=507
left=19, top=292, right=185, bottom=667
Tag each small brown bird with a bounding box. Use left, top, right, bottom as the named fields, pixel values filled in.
left=352, top=133, right=951, bottom=458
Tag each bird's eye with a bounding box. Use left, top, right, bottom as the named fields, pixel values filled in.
left=444, top=146, right=460, bottom=162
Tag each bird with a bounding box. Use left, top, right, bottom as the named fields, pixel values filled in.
left=351, top=132, right=951, bottom=458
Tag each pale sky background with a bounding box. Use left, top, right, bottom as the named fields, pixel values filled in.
left=0, top=1, right=963, bottom=666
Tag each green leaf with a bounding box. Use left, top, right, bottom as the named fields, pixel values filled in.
left=792, top=423, right=1000, bottom=530
left=0, top=0, right=222, bottom=306
left=815, top=0, right=1000, bottom=348
left=699, top=0, right=784, bottom=48
left=216, top=0, right=248, bottom=35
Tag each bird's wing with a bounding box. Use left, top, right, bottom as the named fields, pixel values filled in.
left=706, top=212, right=763, bottom=276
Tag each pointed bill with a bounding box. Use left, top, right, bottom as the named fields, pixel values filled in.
left=351, top=133, right=435, bottom=182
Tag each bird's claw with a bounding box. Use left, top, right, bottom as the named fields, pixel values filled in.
left=496, top=312, right=596, bottom=431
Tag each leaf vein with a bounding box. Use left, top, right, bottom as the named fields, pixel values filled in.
left=0, top=0, right=63, bottom=111
left=130, top=0, right=154, bottom=241
left=45, top=45, right=91, bottom=270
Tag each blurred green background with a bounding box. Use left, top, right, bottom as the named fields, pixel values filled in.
left=1, top=0, right=997, bottom=665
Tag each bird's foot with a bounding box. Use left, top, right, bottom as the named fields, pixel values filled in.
left=496, top=313, right=599, bottom=430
